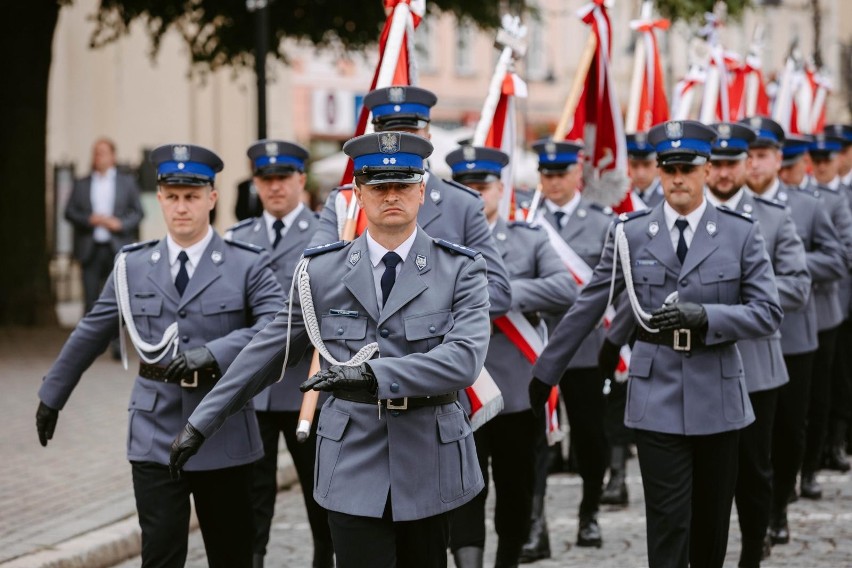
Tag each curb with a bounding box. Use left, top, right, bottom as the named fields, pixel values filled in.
left=2, top=455, right=297, bottom=568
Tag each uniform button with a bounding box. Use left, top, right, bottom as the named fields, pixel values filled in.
left=391, top=410, right=400, bottom=417
left=380, top=329, right=390, bottom=338
left=220, top=303, right=226, bottom=309
left=428, top=325, right=437, bottom=333
left=715, top=331, right=722, bottom=338
left=390, top=382, right=400, bottom=393
left=337, top=328, right=344, bottom=335
left=178, top=310, right=187, bottom=318
left=141, top=307, right=146, bottom=312
left=182, top=335, right=189, bottom=343
left=718, top=272, right=724, bottom=278
left=680, top=280, right=688, bottom=286
left=642, top=276, right=648, bottom=282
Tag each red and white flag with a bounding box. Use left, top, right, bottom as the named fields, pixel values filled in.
left=484, top=72, right=528, bottom=221
left=626, top=9, right=670, bottom=133
left=565, top=1, right=629, bottom=210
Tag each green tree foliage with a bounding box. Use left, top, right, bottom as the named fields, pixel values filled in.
left=91, top=0, right=525, bottom=69
left=654, top=0, right=751, bottom=23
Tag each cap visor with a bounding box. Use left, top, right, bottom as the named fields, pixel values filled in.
left=453, top=173, right=501, bottom=184
left=255, top=165, right=300, bottom=177
left=658, top=153, right=707, bottom=166
left=357, top=171, right=424, bottom=185
left=710, top=151, right=748, bottom=162
left=158, top=174, right=212, bottom=187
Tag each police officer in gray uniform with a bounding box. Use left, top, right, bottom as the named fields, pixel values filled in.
left=309, top=85, right=511, bottom=318
left=799, top=132, right=852, bottom=497
left=529, top=120, right=783, bottom=568
left=627, top=132, right=664, bottom=207
left=35, top=144, right=284, bottom=567
left=443, top=146, right=577, bottom=568
left=740, top=116, right=844, bottom=546
left=778, top=134, right=814, bottom=190
left=523, top=139, right=613, bottom=554
left=225, top=140, right=332, bottom=568
left=170, top=132, right=490, bottom=568
left=706, top=122, right=810, bottom=568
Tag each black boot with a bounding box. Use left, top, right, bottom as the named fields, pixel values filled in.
left=494, top=539, right=523, bottom=568
left=768, top=508, right=790, bottom=545
left=738, top=537, right=764, bottom=568
left=800, top=471, right=822, bottom=499
left=600, top=445, right=628, bottom=506
left=519, top=495, right=550, bottom=563
left=824, top=421, right=851, bottom=472
left=577, top=513, right=602, bottom=548
left=253, top=554, right=264, bottom=568
left=453, top=546, right=484, bottom=568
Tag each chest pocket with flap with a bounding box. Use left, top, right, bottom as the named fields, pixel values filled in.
left=404, top=309, right=454, bottom=340
left=698, top=261, right=741, bottom=302
left=202, top=294, right=245, bottom=315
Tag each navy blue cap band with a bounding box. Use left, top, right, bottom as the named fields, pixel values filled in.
left=451, top=160, right=504, bottom=175
left=757, top=129, right=780, bottom=142
left=371, top=102, right=431, bottom=119
left=655, top=139, right=712, bottom=155
left=353, top=152, right=424, bottom=171
left=538, top=151, right=579, bottom=164
left=810, top=140, right=843, bottom=153
left=157, top=161, right=215, bottom=181
left=254, top=155, right=305, bottom=170
left=712, top=138, right=750, bottom=152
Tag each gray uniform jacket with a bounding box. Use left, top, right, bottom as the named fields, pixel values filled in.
left=534, top=203, right=783, bottom=435
left=777, top=185, right=845, bottom=351
left=731, top=193, right=810, bottom=392
left=812, top=184, right=852, bottom=318
left=38, top=232, right=284, bottom=470
left=310, top=173, right=511, bottom=317
left=226, top=208, right=322, bottom=412
left=64, top=172, right=144, bottom=262
left=187, top=228, right=491, bottom=521
left=485, top=219, right=577, bottom=414
left=535, top=198, right=612, bottom=369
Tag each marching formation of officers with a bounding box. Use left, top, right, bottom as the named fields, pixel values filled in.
left=35, top=84, right=852, bottom=568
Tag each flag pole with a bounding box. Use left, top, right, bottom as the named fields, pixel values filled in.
left=554, top=32, right=597, bottom=140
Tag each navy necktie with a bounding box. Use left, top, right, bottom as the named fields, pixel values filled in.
left=380, top=252, right=402, bottom=307
left=175, top=251, right=190, bottom=296
left=272, top=219, right=285, bottom=249
left=674, top=218, right=689, bottom=264
left=553, top=211, right=566, bottom=228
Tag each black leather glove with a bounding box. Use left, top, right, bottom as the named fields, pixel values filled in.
left=299, top=363, right=378, bottom=394
left=649, top=303, right=708, bottom=331
left=528, top=377, right=552, bottom=417
left=169, top=423, right=205, bottom=479
left=36, top=401, right=59, bottom=447
left=164, top=346, right=217, bottom=381
left=598, top=339, right=621, bottom=379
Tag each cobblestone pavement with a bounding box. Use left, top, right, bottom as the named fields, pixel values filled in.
left=4, top=326, right=852, bottom=567
left=116, top=468, right=852, bottom=567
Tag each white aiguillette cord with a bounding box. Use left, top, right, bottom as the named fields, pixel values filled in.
left=606, top=223, right=677, bottom=334
left=114, top=252, right=179, bottom=370
left=276, top=257, right=379, bottom=383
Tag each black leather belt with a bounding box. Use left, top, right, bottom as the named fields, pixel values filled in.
left=333, top=390, right=458, bottom=410
left=636, top=327, right=705, bottom=352
left=138, top=362, right=219, bottom=388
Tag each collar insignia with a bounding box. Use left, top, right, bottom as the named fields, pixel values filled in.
left=706, top=221, right=717, bottom=235
left=348, top=250, right=361, bottom=266
left=415, top=254, right=427, bottom=271
left=648, top=221, right=659, bottom=236
left=211, top=251, right=223, bottom=264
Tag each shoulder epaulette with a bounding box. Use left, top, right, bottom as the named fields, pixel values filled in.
left=508, top=220, right=540, bottom=231
left=441, top=178, right=480, bottom=198
left=754, top=195, right=786, bottom=209
left=226, top=218, right=256, bottom=233
left=793, top=186, right=819, bottom=198
left=718, top=207, right=754, bottom=223
left=817, top=185, right=838, bottom=195
left=303, top=240, right=347, bottom=257
left=616, top=209, right=652, bottom=223
left=226, top=239, right=264, bottom=253
left=588, top=203, right=614, bottom=216
left=435, top=239, right=480, bottom=259
left=120, top=239, right=158, bottom=253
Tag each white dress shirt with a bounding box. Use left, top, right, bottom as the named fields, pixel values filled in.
left=705, top=187, right=745, bottom=211
left=544, top=192, right=582, bottom=228
left=90, top=167, right=117, bottom=243
left=760, top=179, right=782, bottom=202
left=167, top=226, right=214, bottom=280
left=263, top=202, right=304, bottom=246
left=663, top=197, right=707, bottom=251
left=365, top=228, right=417, bottom=308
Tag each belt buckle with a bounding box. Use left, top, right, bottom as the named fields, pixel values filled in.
left=385, top=397, right=408, bottom=410
left=673, top=329, right=691, bottom=352
left=180, top=371, right=199, bottom=389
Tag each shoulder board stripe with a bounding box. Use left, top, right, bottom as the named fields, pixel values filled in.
left=303, top=240, right=347, bottom=257
left=508, top=221, right=540, bottom=231
left=226, top=239, right=264, bottom=253
left=435, top=239, right=480, bottom=259
left=120, top=239, right=158, bottom=253
left=616, top=209, right=652, bottom=223
left=227, top=218, right=256, bottom=233
left=754, top=196, right=786, bottom=209
left=441, top=178, right=480, bottom=198
left=718, top=207, right=754, bottom=222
